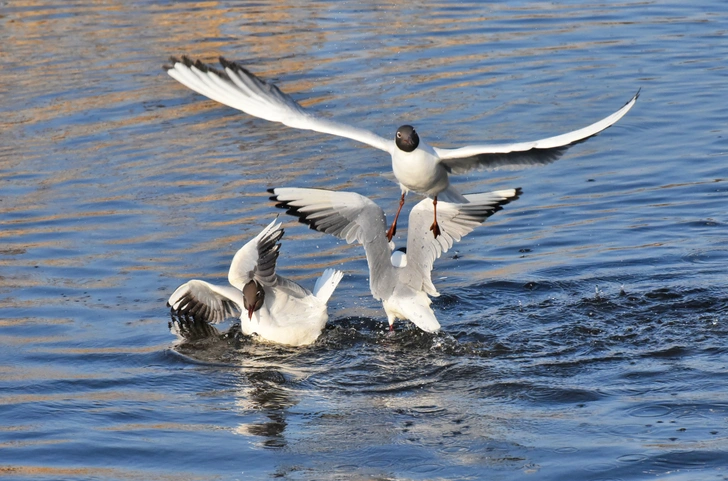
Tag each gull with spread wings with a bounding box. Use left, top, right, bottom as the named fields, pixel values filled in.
left=166, top=56, right=637, bottom=239
left=268, top=187, right=520, bottom=333
left=167, top=219, right=343, bottom=346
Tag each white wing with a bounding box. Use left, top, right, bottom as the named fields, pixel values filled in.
left=167, top=279, right=244, bottom=324
left=434, top=91, right=639, bottom=173
left=228, top=219, right=283, bottom=290
left=166, top=56, right=392, bottom=154
left=404, top=189, right=521, bottom=296
left=269, top=187, right=396, bottom=300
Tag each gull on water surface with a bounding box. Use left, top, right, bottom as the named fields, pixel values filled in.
left=168, top=219, right=343, bottom=346
left=166, top=56, right=638, bottom=239
left=269, top=187, right=521, bottom=332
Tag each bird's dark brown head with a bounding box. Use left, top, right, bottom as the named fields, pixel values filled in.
left=242, top=280, right=265, bottom=319
left=395, top=125, right=419, bottom=153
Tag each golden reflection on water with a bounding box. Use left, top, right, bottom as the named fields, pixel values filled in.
left=0, top=389, right=169, bottom=406
left=1, top=0, right=604, bottom=283
left=0, top=465, right=211, bottom=481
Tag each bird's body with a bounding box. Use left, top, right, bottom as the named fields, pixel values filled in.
left=240, top=275, right=331, bottom=346
left=269, top=187, right=521, bottom=332
left=165, top=56, right=638, bottom=237
left=167, top=220, right=343, bottom=347
left=391, top=141, right=454, bottom=197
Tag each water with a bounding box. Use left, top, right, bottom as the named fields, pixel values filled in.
left=2, top=1, right=727, bottom=479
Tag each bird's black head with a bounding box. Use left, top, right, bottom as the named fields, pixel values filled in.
left=395, top=125, right=419, bottom=153
left=242, top=280, right=265, bottom=319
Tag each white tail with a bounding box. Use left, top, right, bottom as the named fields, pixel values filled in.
left=313, top=268, right=344, bottom=303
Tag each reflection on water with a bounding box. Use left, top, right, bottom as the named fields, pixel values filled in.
left=235, top=368, right=293, bottom=448
left=2, top=0, right=728, bottom=479
left=173, top=325, right=297, bottom=448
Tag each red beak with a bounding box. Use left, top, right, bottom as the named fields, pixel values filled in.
left=247, top=306, right=255, bottom=320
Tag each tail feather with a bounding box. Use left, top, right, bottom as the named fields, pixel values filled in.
left=391, top=293, right=441, bottom=333
left=313, top=268, right=344, bottom=303
left=406, top=302, right=440, bottom=333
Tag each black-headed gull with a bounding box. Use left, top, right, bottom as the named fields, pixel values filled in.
left=167, top=219, right=343, bottom=346
left=268, top=187, right=520, bottom=332
left=165, top=56, right=638, bottom=239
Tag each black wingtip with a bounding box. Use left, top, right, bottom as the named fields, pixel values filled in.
left=472, top=187, right=523, bottom=217
left=163, top=56, right=181, bottom=71
left=219, top=56, right=233, bottom=69
left=193, top=59, right=208, bottom=73
left=267, top=188, right=276, bottom=195
left=501, top=187, right=523, bottom=207
left=218, top=56, right=247, bottom=75
left=629, top=88, right=641, bottom=105
left=268, top=197, right=322, bottom=233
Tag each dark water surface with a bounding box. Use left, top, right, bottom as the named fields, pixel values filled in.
left=2, top=1, right=727, bottom=480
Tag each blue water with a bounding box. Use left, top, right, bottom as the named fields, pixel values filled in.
left=1, top=1, right=727, bottom=479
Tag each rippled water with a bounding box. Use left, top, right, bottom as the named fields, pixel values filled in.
left=2, top=1, right=727, bottom=479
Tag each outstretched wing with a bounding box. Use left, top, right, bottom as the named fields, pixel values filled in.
left=405, top=188, right=522, bottom=296
left=434, top=91, right=639, bottom=174
left=165, top=56, right=392, bottom=153
left=228, top=219, right=284, bottom=290
left=167, top=280, right=243, bottom=324
left=268, top=187, right=396, bottom=300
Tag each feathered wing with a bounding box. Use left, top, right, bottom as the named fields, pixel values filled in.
left=404, top=188, right=522, bottom=296
left=167, top=280, right=244, bottom=324
left=268, top=187, right=396, bottom=300
left=228, top=219, right=284, bottom=290
left=165, top=56, right=392, bottom=153
left=433, top=91, right=639, bottom=174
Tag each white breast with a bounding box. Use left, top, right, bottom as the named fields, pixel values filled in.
left=240, top=290, right=327, bottom=346
left=391, top=142, right=448, bottom=194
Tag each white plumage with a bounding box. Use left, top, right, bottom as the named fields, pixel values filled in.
left=168, top=220, right=343, bottom=347
left=269, top=188, right=521, bottom=332
left=166, top=56, right=638, bottom=237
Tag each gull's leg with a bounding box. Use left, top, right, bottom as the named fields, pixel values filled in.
left=429, top=196, right=441, bottom=238
left=386, top=312, right=396, bottom=335
left=386, top=192, right=406, bottom=242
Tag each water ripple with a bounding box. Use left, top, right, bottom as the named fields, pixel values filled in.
left=2, top=0, right=728, bottom=479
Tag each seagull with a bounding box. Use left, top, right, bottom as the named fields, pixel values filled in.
left=165, top=56, right=638, bottom=240
left=268, top=187, right=520, bottom=333
left=167, top=219, right=343, bottom=347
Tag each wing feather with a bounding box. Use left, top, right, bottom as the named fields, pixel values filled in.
left=405, top=188, right=522, bottom=295
left=166, top=56, right=392, bottom=153
left=434, top=91, right=639, bottom=174
left=269, top=187, right=396, bottom=300
left=228, top=220, right=284, bottom=290
left=167, top=280, right=243, bottom=324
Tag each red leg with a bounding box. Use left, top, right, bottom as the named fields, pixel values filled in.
left=429, top=196, right=441, bottom=238
left=386, top=193, right=406, bottom=242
